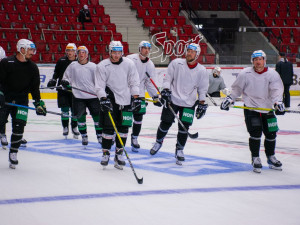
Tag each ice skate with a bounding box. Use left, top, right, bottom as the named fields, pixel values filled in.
left=175, top=149, right=185, bottom=166
left=9, top=152, right=18, bottom=169
left=1, top=134, right=8, bottom=150
left=131, top=135, right=140, bottom=153
left=97, top=134, right=102, bottom=146
left=100, top=151, right=110, bottom=169
left=71, top=127, right=80, bottom=139
left=252, top=157, right=262, bottom=173
left=150, top=141, right=162, bottom=155
left=63, top=127, right=69, bottom=139
left=267, top=155, right=282, bottom=171
left=114, top=148, right=126, bottom=170
left=82, top=135, right=88, bottom=149
left=20, top=138, right=27, bottom=147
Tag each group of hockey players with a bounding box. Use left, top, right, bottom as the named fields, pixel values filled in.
left=0, top=38, right=286, bottom=173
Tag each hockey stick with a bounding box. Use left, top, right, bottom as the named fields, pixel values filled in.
left=232, top=105, right=300, bottom=114
left=206, top=93, right=218, bottom=106
left=5, top=102, right=75, bottom=118
left=145, top=72, right=198, bottom=139
left=39, top=86, right=61, bottom=89
left=108, top=111, right=143, bottom=184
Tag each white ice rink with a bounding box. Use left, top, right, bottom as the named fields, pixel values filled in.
left=1, top=97, right=300, bottom=225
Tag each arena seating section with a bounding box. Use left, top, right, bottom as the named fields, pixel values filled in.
left=131, top=0, right=214, bottom=64
left=243, top=0, right=299, bottom=63
left=0, top=0, right=128, bottom=63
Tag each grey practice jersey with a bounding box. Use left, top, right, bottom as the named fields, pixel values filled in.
left=163, top=58, right=209, bottom=107
left=63, top=61, right=97, bottom=99
left=126, top=53, right=157, bottom=98
left=208, top=74, right=226, bottom=94
left=230, top=67, right=284, bottom=112
left=95, top=57, right=140, bottom=106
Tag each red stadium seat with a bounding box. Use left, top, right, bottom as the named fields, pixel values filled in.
left=15, top=4, right=26, bottom=12
left=39, top=5, right=50, bottom=14
left=151, top=1, right=161, bottom=8
left=154, top=18, right=164, bottom=26
left=267, top=10, right=276, bottom=18
left=165, top=18, right=176, bottom=26
left=137, top=9, right=147, bottom=18
left=95, top=6, right=105, bottom=15
left=41, top=53, right=53, bottom=63
left=143, top=18, right=153, bottom=27
left=148, top=9, right=158, bottom=17
left=48, top=43, right=60, bottom=52
left=45, top=15, right=55, bottom=23
left=177, top=17, right=186, bottom=26
left=4, top=3, right=15, bottom=12
left=36, top=42, right=47, bottom=52
left=142, top=0, right=150, bottom=7
left=5, top=30, right=18, bottom=40
left=289, top=10, right=299, bottom=18
left=278, top=10, right=287, bottom=18
left=131, top=0, right=141, bottom=9
left=9, top=13, right=20, bottom=21
left=159, top=9, right=169, bottom=17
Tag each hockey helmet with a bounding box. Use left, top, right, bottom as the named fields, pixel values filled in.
left=76, top=46, right=89, bottom=55
left=251, top=50, right=266, bottom=63
left=213, top=66, right=222, bottom=76
left=109, top=41, right=123, bottom=55
left=186, top=43, right=201, bottom=59
left=17, top=39, right=36, bottom=55
left=139, top=41, right=151, bottom=52
left=0, top=46, right=6, bottom=60
left=65, top=43, right=77, bottom=53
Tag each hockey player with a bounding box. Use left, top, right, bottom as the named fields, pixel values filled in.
left=95, top=41, right=141, bottom=170
left=220, top=50, right=284, bottom=173
left=61, top=46, right=102, bottom=147
left=47, top=43, right=80, bottom=139
left=127, top=41, right=161, bottom=152
left=0, top=39, right=47, bottom=169
left=207, top=67, right=228, bottom=97
left=150, top=43, right=209, bottom=165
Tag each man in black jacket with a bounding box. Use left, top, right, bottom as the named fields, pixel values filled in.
left=0, top=39, right=46, bottom=169
left=78, top=5, right=92, bottom=30
left=47, top=43, right=79, bottom=139
left=275, top=53, right=294, bottom=108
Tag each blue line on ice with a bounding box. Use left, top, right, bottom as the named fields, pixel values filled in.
left=1, top=185, right=300, bottom=205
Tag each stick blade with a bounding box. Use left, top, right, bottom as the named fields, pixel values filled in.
left=189, top=132, right=198, bottom=139
left=137, top=177, right=143, bottom=184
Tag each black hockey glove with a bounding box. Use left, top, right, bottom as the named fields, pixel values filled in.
left=160, top=89, right=172, bottom=105
left=220, top=96, right=233, bottom=111
left=131, top=97, right=142, bottom=112
left=0, top=91, right=5, bottom=108
left=33, top=100, right=47, bottom=116
left=274, top=101, right=285, bottom=115
left=47, top=79, right=57, bottom=89
left=60, top=80, right=70, bottom=88
left=196, top=103, right=208, bottom=119
left=100, top=97, right=113, bottom=112
left=152, top=95, right=162, bottom=107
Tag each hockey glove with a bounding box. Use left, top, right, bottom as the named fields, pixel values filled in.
left=274, top=101, right=285, bottom=115
left=0, top=91, right=5, bottom=108
left=152, top=95, right=162, bottom=107
left=47, top=79, right=57, bottom=89
left=220, top=96, right=233, bottom=111
left=33, top=100, right=47, bottom=116
left=60, top=80, right=70, bottom=88
left=131, top=97, right=142, bottom=112
left=100, top=97, right=113, bottom=112
left=196, top=103, right=208, bottom=119
left=160, top=89, right=172, bottom=105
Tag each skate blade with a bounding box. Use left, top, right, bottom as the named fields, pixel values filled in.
left=73, top=135, right=79, bottom=139
left=131, top=147, right=139, bottom=153
left=21, top=144, right=26, bottom=148
left=2, top=145, right=7, bottom=150
left=176, top=160, right=183, bottom=166
left=64, top=135, right=68, bottom=139
left=269, top=165, right=282, bottom=171
left=253, top=168, right=261, bottom=173
left=114, top=163, right=123, bottom=170
left=102, top=165, right=107, bottom=170
left=9, top=164, right=16, bottom=169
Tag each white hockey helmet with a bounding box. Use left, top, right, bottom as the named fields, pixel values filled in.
left=186, top=43, right=201, bottom=59
left=0, top=46, right=6, bottom=60
left=109, top=41, right=123, bottom=55
left=139, top=41, right=151, bottom=52
left=251, top=50, right=266, bottom=63
left=213, top=66, right=222, bottom=76
left=17, top=39, right=36, bottom=55
left=76, top=45, right=88, bottom=55
left=65, top=43, right=77, bottom=53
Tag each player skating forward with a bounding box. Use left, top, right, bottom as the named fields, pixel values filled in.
left=0, top=39, right=47, bottom=169
left=47, top=43, right=80, bottom=139
left=61, top=46, right=102, bottom=148
left=95, top=41, right=141, bottom=170
left=150, top=43, right=209, bottom=165
left=127, top=41, right=162, bottom=152
left=220, top=50, right=285, bottom=173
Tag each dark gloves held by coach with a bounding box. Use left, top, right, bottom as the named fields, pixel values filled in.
left=0, top=91, right=5, bottom=108
left=100, top=97, right=113, bottom=112
left=274, top=101, right=285, bottom=115
left=33, top=100, right=47, bottom=116
left=47, top=79, right=57, bottom=89
left=160, top=89, right=172, bottom=105
left=220, top=96, right=233, bottom=111
left=196, top=103, right=208, bottom=119
left=131, top=97, right=142, bottom=112
left=152, top=95, right=162, bottom=107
